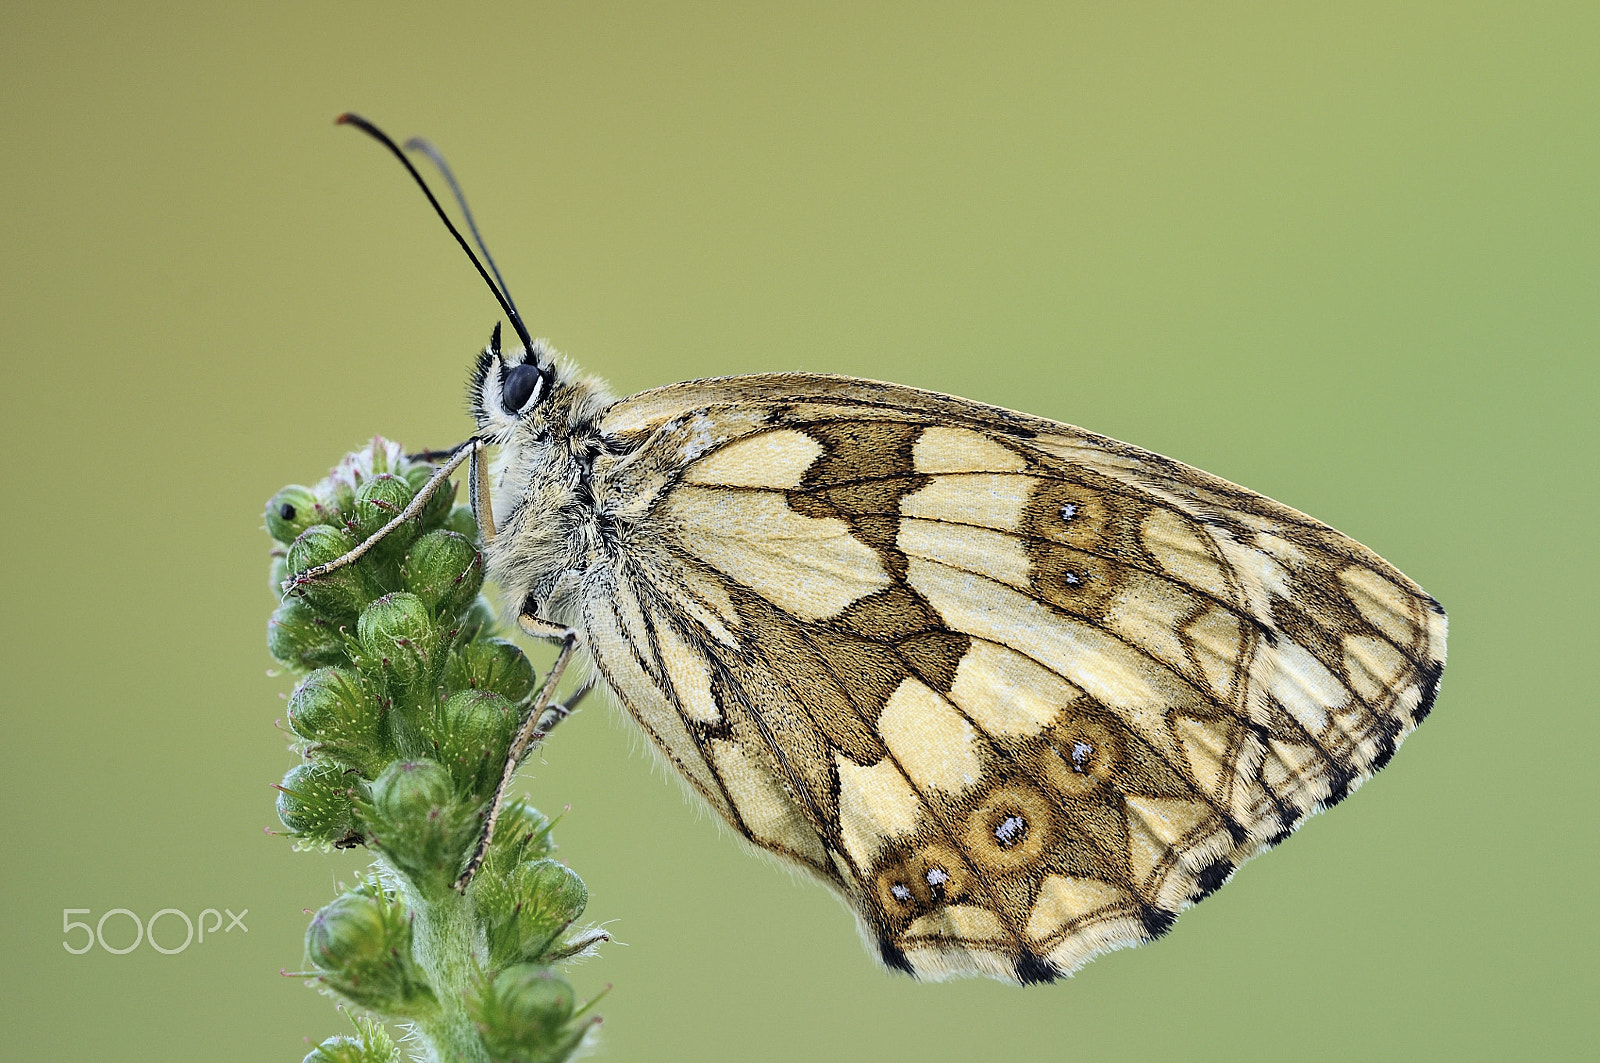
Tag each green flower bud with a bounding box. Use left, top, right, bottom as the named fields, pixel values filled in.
left=401, top=462, right=459, bottom=532
left=474, top=800, right=557, bottom=938
left=471, top=964, right=589, bottom=1063
left=300, top=1015, right=397, bottom=1063
left=305, top=892, right=386, bottom=970
left=368, top=757, right=452, bottom=819
left=302, top=1033, right=397, bottom=1063
left=305, top=890, right=436, bottom=1016
left=445, top=503, right=480, bottom=540
left=315, top=477, right=357, bottom=526
left=489, top=799, right=556, bottom=866
left=266, top=483, right=340, bottom=545
left=356, top=594, right=438, bottom=695
left=352, top=473, right=418, bottom=546
left=287, top=668, right=387, bottom=777
left=401, top=530, right=484, bottom=620
left=454, top=596, right=497, bottom=643
left=285, top=524, right=383, bottom=620
left=485, top=859, right=588, bottom=968
left=474, top=801, right=557, bottom=927
left=427, top=689, right=518, bottom=798
left=477, top=869, right=520, bottom=928
left=275, top=761, right=363, bottom=847
left=268, top=597, right=349, bottom=672
left=362, top=760, right=478, bottom=896
left=445, top=638, right=536, bottom=703
left=517, top=859, right=588, bottom=928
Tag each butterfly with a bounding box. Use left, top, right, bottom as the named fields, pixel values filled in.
left=297, top=115, right=1447, bottom=985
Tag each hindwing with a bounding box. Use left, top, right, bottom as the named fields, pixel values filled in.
left=576, top=374, right=1446, bottom=983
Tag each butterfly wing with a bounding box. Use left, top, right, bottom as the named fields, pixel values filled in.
left=577, top=374, right=1446, bottom=983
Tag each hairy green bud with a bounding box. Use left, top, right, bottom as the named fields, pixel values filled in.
left=302, top=1039, right=396, bottom=1063
left=268, top=596, right=348, bottom=672
left=286, top=524, right=384, bottom=620
left=402, top=529, right=484, bottom=620
left=402, top=462, right=458, bottom=531
left=471, top=964, right=591, bottom=1063
left=445, top=637, right=536, bottom=704
left=484, top=859, right=588, bottom=969
left=356, top=593, right=438, bottom=696
left=301, top=1014, right=398, bottom=1063
left=490, top=800, right=557, bottom=866
left=474, top=802, right=558, bottom=925
left=305, top=890, right=436, bottom=1016
left=276, top=761, right=363, bottom=848
left=352, top=473, right=418, bottom=548
left=315, top=476, right=357, bottom=521
left=266, top=484, right=333, bottom=544
left=475, top=802, right=558, bottom=951
left=362, top=760, right=478, bottom=896
left=444, top=502, right=479, bottom=540
left=399, top=460, right=432, bottom=493
left=427, top=689, right=518, bottom=799
left=286, top=667, right=386, bottom=777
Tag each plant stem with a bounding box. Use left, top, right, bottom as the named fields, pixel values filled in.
left=406, top=882, right=491, bottom=1063
left=272, top=442, right=603, bottom=1061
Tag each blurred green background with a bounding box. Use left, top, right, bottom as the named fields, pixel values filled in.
left=1, top=2, right=1593, bottom=1059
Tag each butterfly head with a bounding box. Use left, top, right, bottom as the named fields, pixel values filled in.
left=471, top=321, right=554, bottom=430
left=464, top=324, right=616, bottom=619
left=468, top=323, right=613, bottom=444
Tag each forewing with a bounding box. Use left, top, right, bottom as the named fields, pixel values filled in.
left=582, top=374, right=1446, bottom=983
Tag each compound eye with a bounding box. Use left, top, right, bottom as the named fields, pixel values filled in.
left=500, top=363, right=545, bottom=412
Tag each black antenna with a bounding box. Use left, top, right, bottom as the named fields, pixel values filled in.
left=336, top=113, right=536, bottom=360
left=404, top=136, right=518, bottom=328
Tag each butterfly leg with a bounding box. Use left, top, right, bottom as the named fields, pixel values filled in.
left=279, top=438, right=481, bottom=594
left=526, top=667, right=594, bottom=736
left=508, top=616, right=592, bottom=747
left=454, top=616, right=582, bottom=891
left=405, top=439, right=475, bottom=463
left=467, top=436, right=496, bottom=542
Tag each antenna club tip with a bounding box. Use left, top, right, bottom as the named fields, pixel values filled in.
left=334, top=112, right=352, bottom=124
